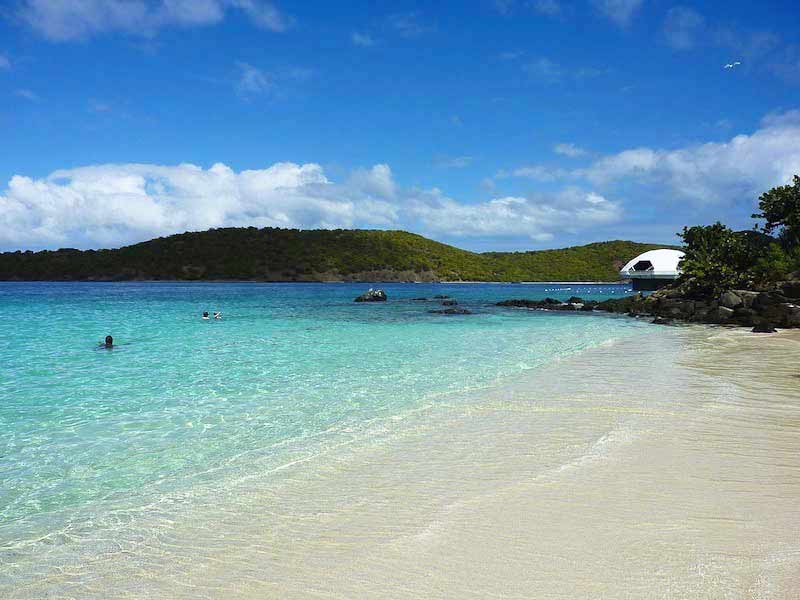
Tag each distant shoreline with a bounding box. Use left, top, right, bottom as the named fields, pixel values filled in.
left=0, top=279, right=627, bottom=285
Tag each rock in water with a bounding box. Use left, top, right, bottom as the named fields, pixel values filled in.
left=442, top=299, right=458, bottom=306
left=651, top=317, right=673, bottom=325
left=354, top=289, right=387, bottom=302
left=752, top=322, right=777, bottom=333
left=428, top=307, right=473, bottom=315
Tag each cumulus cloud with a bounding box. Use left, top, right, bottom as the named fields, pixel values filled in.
left=407, top=187, right=621, bottom=241
left=554, top=143, right=586, bottom=157
left=591, top=0, right=643, bottom=28
left=19, top=0, right=291, bottom=41
left=663, top=6, right=704, bottom=50
left=0, top=162, right=399, bottom=249
left=580, top=109, right=800, bottom=204
left=0, top=161, right=624, bottom=250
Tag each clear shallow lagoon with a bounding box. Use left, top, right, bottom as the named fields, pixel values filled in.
left=3, top=283, right=800, bottom=598
left=0, top=282, right=650, bottom=590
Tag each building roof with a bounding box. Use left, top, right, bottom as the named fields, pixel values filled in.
left=619, top=249, right=685, bottom=279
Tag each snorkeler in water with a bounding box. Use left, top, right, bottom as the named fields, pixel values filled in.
left=100, top=335, right=113, bottom=349
left=213, top=311, right=222, bottom=320
left=202, top=312, right=210, bottom=320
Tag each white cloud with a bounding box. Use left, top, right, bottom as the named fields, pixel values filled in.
left=0, top=162, right=399, bottom=249
left=228, top=0, right=291, bottom=31
left=524, top=58, right=606, bottom=83
left=408, top=187, right=621, bottom=241
left=493, top=0, right=515, bottom=16
left=0, top=54, right=10, bottom=69
left=663, top=6, right=704, bottom=50
left=436, top=156, right=473, bottom=169
left=524, top=57, right=564, bottom=82
left=503, top=165, right=570, bottom=182
left=15, top=89, right=41, bottom=102
left=19, top=0, right=290, bottom=41
left=0, top=161, right=623, bottom=250
left=236, top=62, right=270, bottom=96
left=351, top=32, right=375, bottom=47
left=532, top=0, right=561, bottom=17
left=554, top=143, right=586, bottom=157
left=387, top=12, right=432, bottom=37
left=580, top=109, right=800, bottom=204
left=591, top=0, right=643, bottom=28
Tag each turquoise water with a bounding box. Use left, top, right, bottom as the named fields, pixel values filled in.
left=0, top=282, right=650, bottom=586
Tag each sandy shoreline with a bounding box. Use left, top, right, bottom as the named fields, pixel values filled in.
left=11, top=326, right=800, bottom=599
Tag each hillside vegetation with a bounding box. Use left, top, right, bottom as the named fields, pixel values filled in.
left=0, top=228, right=669, bottom=282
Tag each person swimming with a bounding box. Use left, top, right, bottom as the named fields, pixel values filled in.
left=213, top=311, right=222, bottom=320
left=202, top=312, right=210, bottom=320
left=100, top=335, right=113, bottom=349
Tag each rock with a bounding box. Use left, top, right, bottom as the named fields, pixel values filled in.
left=496, top=298, right=583, bottom=311
left=580, top=302, right=597, bottom=312
left=780, top=280, right=800, bottom=299
left=354, top=289, right=387, bottom=302
left=442, top=299, right=458, bottom=306
left=651, top=317, right=673, bottom=325
left=732, top=291, right=759, bottom=309
left=719, top=291, right=743, bottom=309
left=410, top=297, right=428, bottom=301
left=428, top=307, right=473, bottom=315
left=753, top=291, right=790, bottom=311
left=567, top=296, right=584, bottom=304
left=433, top=295, right=450, bottom=299
left=752, top=323, right=777, bottom=333
left=732, top=307, right=757, bottom=326
left=711, top=306, right=735, bottom=322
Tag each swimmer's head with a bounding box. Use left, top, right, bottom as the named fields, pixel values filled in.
left=104, top=335, right=113, bottom=347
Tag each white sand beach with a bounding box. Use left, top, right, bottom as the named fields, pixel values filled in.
left=19, top=325, right=800, bottom=599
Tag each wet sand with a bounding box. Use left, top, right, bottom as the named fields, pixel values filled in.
left=14, top=326, right=800, bottom=599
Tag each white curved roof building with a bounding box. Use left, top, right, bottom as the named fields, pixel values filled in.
left=619, top=249, right=685, bottom=291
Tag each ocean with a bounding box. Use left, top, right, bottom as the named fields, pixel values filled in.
left=3, top=282, right=799, bottom=598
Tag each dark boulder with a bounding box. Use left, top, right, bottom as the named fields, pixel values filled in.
left=567, top=296, right=584, bottom=304
left=411, top=297, right=428, bottom=301
left=433, top=295, right=450, bottom=299
left=442, top=299, right=458, bottom=306
left=651, top=317, right=673, bottom=325
left=428, top=307, right=473, bottom=315
left=496, top=298, right=579, bottom=311
left=752, top=323, right=777, bottom=333
left=780, top=280, right=800, bottom=299
left=354, top=289, right=387, bottom=302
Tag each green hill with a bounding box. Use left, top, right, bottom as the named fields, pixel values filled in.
left=0, top=227, right=672, bottom=282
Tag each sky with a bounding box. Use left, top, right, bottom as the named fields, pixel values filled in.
left=1, top=0, right=800, bottom=252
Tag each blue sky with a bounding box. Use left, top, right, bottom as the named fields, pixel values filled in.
left=2, top=0, right=800, bottom=252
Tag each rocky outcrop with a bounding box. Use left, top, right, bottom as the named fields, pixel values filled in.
left=442, top=299, right=459, bottom=306
left=496, top=298, right=599, bottom=312
left=594, top=277, right=800, bottom=329
left=428, top=307, right=473, bottom=315
left=354, top=289, right=387, bottom=302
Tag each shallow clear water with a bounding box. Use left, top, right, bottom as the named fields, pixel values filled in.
left=0, top=282, right=649, bottom=586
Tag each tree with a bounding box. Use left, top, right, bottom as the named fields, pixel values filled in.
left=753, top=175, right=800, bottom=249
left=678, top=223, right=765, bottom=294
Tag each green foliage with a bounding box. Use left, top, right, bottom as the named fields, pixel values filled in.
left=0, top=228, right=666, bottom=282
left=754, top=175, right=800, bottom=249
left=678, top=223, right=760, bottom=294
left=679, top=175, right=800, bottom=294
